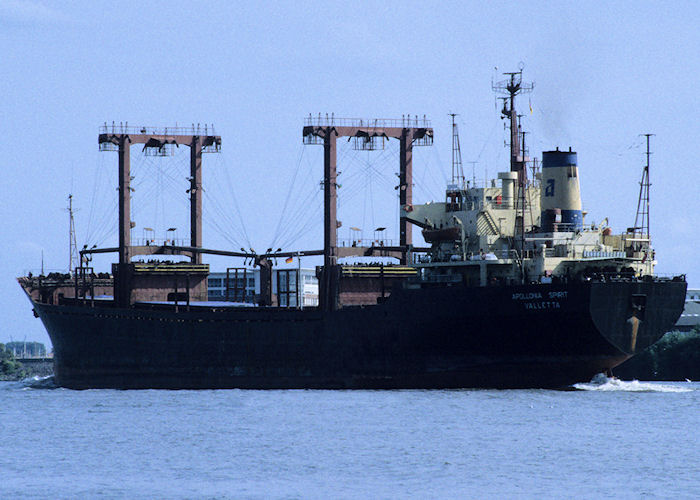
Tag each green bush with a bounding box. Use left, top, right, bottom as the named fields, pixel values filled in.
left=0, top=343, right=27, bottom=380
left=615, top=328, right=700, bottom=380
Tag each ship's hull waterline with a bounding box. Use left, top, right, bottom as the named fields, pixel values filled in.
left=29, top=279, right=686, bottom=389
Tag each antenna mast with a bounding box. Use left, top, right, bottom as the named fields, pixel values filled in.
left=492, top=68, right=534, bottom=178
left=633, top=134, right=653, bottom=250
left=449, top=113, right=465, bottom=187
left=67, top=194, right=79, bottom=274
left=465, top=161, right=478, bottom=187
left=493, top=68, right=534, bottom=250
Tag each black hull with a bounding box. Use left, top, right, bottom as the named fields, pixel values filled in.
left=30, top=280, right=686, bottom=389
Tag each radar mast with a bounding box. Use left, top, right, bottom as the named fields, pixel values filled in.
left=493, top=68, right=534, bottom=249
left=492, top=68, right=534, bottom=178
left=449, top=113, right=465, bottom=188
left=633, top=134, right=653, bottom=253
left=67, top=194, right=79, bottom=275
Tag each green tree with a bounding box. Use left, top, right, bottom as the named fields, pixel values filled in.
left=615, top=329, right=700, bottom=380
left=0, top=343, right=27, bottom=380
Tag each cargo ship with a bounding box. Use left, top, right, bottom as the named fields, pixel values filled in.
left=19, top=71, right=686, bottom=389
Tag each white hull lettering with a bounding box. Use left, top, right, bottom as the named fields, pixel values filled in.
left=523, top=301, right=561, bottom=310
left=512, top=292, right=543, bottom=300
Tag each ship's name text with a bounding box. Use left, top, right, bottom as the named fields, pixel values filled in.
left=513, top=291, right=567, bottom=310
left=523, top=301, right=561, bottom=310
left=511, top=291, right=568, bottom=300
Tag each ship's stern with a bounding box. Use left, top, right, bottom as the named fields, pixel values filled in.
left=589, top=277, right=687, bottom=362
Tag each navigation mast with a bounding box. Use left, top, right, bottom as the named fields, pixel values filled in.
left=449, top=113, right=465, bottom=188
left=633, top=134, right=653, bottom=251
left=493, top=69, right=534, bottom=250
left=492, top=69, right=534, bottom=177
left=67, top=194, right=79, bottom=274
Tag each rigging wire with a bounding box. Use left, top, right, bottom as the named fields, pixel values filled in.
left=276, top=195, right=324, bottom=250
left=203, top=192, right=247, bottom=249
left=273, top=148, right=326, bottom=249
left=203, top=188, right=249, bottom=249
left=273, top=183, right=323, bottom=250
left=130, top=152, right=190, bottom=235
left=84, top=152, right=118, bottom=246
left=218, top=155, right=253, bottom=249
left=368, top=152, right=376, bottom=237
left=268, top=145, right=307, bottom=250
left=268, top=140, right=360, bottom=252
left=84, top=144, right=255, bottom=252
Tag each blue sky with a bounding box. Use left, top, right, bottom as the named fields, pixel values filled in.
left=1, top=0, right=698, bottom=346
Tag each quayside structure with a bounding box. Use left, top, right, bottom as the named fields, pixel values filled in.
left=18, top=72, right=687, bottom=389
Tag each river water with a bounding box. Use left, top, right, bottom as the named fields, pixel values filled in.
left=1, top=377, right=699, bottom=499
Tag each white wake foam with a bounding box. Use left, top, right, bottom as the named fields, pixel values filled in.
left=20, top=375, right=57, bottom=390
left=573, top=373, right=693, bottom=393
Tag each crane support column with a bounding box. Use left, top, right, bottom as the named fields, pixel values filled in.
left=399, top=129, right=414, bottom=263
left=322, top=127, right=339, bottom=311
left=99, top=124, right=221, bottom=306
left=190, top=137, right=203, bottom=264
left=302, top=116, right=433, bottom=303
left=118, top=134, right=132, bottom=265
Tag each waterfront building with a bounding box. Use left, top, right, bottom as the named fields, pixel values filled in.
left=207, top=268, right=318, bottom=307
left=676, top=288, right=700, bottom=331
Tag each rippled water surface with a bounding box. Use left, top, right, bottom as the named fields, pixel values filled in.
left=1, top=378, right=699, bottom=499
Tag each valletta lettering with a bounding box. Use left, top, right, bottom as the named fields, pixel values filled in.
left=523, top=301, right=561, bottom=310
left=512, top=290, right=567, bottom=310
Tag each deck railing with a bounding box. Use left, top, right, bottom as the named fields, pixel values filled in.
left=304, top=115, right=431, bottom=128
left=99, top=123, right=217, bottom=136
